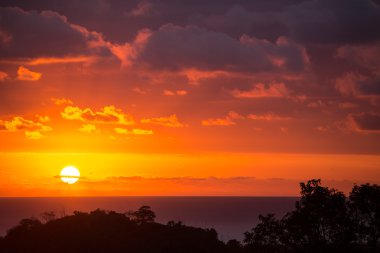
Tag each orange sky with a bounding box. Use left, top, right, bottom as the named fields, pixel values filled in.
left=1, top=1, right=380, bottom=196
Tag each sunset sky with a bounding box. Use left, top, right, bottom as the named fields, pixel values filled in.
left=0, top=0, right=379, bottom=196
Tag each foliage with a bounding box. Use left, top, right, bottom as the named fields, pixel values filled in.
left=126, top=205, right=156, bottom=225
left=243, top=180, right=380, bottom=253
left=1, top=180, right=379, bottom=253
left=1, top=207, right=232, bottom=253
left=349, top=183, right=380, bottom=251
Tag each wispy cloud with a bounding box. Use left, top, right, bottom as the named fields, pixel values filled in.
left=0, top=71, right=8, bottom=81
left=201, top=111, right=243, bottom=126
left=141, top=114, right=185, bottom=127
left=114, top=127, right=153, bottom=135
left=51, top=97, right=73, bottom=106
left=247, top=113, right=292, bottom=121
left=62, top=105, right=135, bottom=125
left=79, top=124, right=97, bottom=133
left=232, top=82, right=289, bottom=98
left=16, top=66, right=42, bottom=81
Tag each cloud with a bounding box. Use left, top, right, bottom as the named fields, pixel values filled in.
left=25, top=131, right=43, bottom=139
left=36, top=115, right=50, bottom=123
left=79, top=124, right=97, bottom=133
left=0, top=116, right=51, bottom=132
left=141, top=114, right=185, bottom=127
left=181, top=68, right=229, bottom=85
left=307, top=100, right=327, bottom=108
left=338, top=102, right=358, bottom=109
left=0, top=71, right=8, bottom=81
left=0, top=116, right=51, bottom=139
left=232, top=82, right=289, bottom=98
left=247, top=113, right=292, bottom=121
left=114, top=127, right=153, bottom=135
left=0, top=7, right=111, bottom=59
left=51, top=97, right=73, bottom=105
left=335, top=42, right=380, bottom=75
left=286, top=0, right=380, bottom=44
left=125, top=1, right=153, bottom=17
left=16, top=66, right=42, bottom=81
left=201, top=111, right=244, bottom=126
left=335, top=73, right=380, bottom=103
left=349, top=112, right=380, bottom=133
left=110, top=28, right=151, bottom=68
left=61, top=105, right=135, bottom=125
left=192, top=5, right=287, bottom=41
left=163, top=90, right=188, bottom=96
left=202, top=111, right=292, bottom=126
left=27, top=56, right=96, bottom=65
left=80, top=176, right=370, bottom=196
left=134, top=24, right=307, bottom=72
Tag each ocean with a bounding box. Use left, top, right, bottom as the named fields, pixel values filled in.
left=0, top=197, right=298, bottom=241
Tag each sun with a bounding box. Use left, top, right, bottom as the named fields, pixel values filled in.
left=60, top=166, right=80, bottom=184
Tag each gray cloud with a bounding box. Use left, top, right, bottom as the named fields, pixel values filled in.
left=0, top=7, right=110, bottom=58
left=351, top=112, right=380, bottom=132
left=286, top=0, right=380, bottom=44
left=136, top=24, right=307, bottom=72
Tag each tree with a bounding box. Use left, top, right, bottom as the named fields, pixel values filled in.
left=283, top=179, right=353, bottom=251
left=127, top=205, right=156, bottom=225
left=349, top=183, right=380, bottom=251
left=244, top=213, right=284, bottom=253
left=6, top=218, right=42, bottom=238
left=40, top=211, right=56, bottom=223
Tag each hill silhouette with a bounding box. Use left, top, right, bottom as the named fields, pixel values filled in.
left=0, top=180, right=379, bottom=253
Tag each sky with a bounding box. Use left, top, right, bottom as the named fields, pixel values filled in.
left=0, top=0, right=379, bottom=196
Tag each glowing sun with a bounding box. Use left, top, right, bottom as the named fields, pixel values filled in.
left=60, top=166, right=80, bottom=184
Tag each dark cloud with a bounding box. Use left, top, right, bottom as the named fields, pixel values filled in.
left=0, top=7, right=110, bottom=58
left=286, top=0, right=380, bottom=44
left=136, top=24, right=307, bottom=72
left=351, top=112, right=380, bottom=132
left=190, top=5, right=288, bottom=42
left=0, top=0, right=303, bottom=43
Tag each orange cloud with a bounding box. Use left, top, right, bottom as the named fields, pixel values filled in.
left=0, top=71, right=8, bottom=81
left=51, top=97, right=73, bottom=105
left=28, top=56, right=95, bottom=65
left=202, top=111, right=244, bottom=126
left=79, top=124, right=97, bottom=133
left=232, top=82, right=289, bottom=98
left=182, top=68, right=228, bottom=85
left=247, top=113, right=292, bottom=121
left=163, top=90, right=188, bottom=96
left=110, top=29, right=151, bottom=68
left=62, top=105, right=135, bottom=125
left=16, top=66, right=42, bottom=81
left=114, top=127, right=153, bottom=135
left=141, top=114, right=185, bottom=127
left=25, top=131, right=43, bottom=139
left=36, top=115, right=50, bottom=123
left=0, top=116, right=51, bottom=139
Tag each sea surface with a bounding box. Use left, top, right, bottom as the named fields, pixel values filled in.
left=0, top=197, right=298, bottom=241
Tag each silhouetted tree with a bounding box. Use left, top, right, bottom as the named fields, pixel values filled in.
left=243, top=179, right=361, bottom=252
left=226, top=239, right=243, bottom=252
left=349, top=183, right=380, bottom=251
left=283, top=179, right=353, bottom=251
left=6, top=218, right=42, bottom=237
left=0, top=207, right=230, bottom=253
left=40, top=211, right=56, bottom=223
left=244, top=213, right=285, bottom=253
left=127, top=205, right=156, bottom=225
